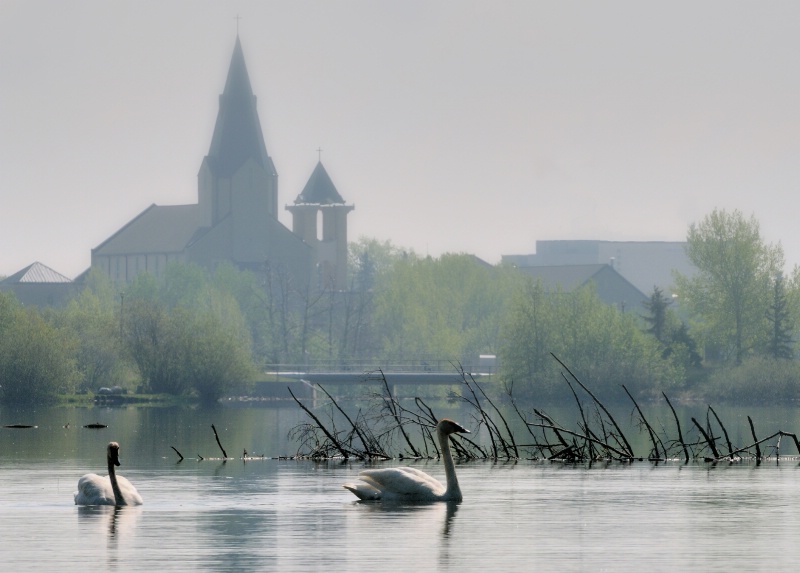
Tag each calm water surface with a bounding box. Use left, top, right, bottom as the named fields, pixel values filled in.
left=1, top=403, right=799, bottom=572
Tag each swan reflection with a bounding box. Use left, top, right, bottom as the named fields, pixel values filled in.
left=77, top=504, right=141, bottom=541
left=352, top=498, right=459, bottom=538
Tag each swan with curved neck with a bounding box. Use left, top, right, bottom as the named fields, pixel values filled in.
left=343, top=419, right=469, bottom=502
left=74, top=442, right=143, bottom=506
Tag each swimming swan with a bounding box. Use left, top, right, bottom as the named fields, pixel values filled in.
left=74, top=442, right=143, bottom=506
left=343, top=419, right=469, bottom=502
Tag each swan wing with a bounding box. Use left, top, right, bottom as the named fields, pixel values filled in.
left=74, top=473, right=115, bottom=505
left=354, top=467, right=446, bottom=501
left=115, top=475, right=144, bottom=506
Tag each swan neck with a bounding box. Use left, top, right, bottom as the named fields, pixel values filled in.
left=438, top=426, right=461, bottom=501
left=107, top=454, right=127, bottom=506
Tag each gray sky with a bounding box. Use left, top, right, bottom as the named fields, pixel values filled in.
left=3, top=1, right=800, bottom=278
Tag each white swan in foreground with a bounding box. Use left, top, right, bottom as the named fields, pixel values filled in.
left=74, top=442, right=143, bottom=506
left=343, top=419, right=469, bottom=502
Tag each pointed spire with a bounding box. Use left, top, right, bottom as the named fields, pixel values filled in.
left=206, top=36, right=273, bottom=178
left=295, top=161, right=346, bottom=204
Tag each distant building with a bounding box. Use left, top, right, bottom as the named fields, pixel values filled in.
left=90, top=36, right=354, bottom=290
left=515, top=263, right=648, bottom=313
left=0, top=262, right=77, bottom=307
left=503, top=240, right=697, bottom=296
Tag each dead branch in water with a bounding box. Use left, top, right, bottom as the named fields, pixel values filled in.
left=170, top=446, right=184, bottom=462
left=288, top=356, right=800, bottom=465
left=211, top=424, right=228, bottom=459
left=692, top=417, right=720, bottom=460
left=662, top=392, right=690, bottom=464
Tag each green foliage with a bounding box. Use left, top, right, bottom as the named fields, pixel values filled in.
left=641, top=287, right=702, bottom=371
left=500, top=281, right=684, bottom=400
left=348, top=237, right=408, bottom=291
left=704, top=356, right=800, bottom=404
left=60, top=285, right=126, bottom=392
left=371, top=253, right=521, bottom=363
left=765, top=273, right=794, bottom=359
left=0, top=292, right=79, bottom=405
left=122, top=265, right=257, bottom=400
left=642, top=287, right=671, bottom=342
left=675, top=209, right=784, bottom=364
left=47, top=269, right=133, bottom=392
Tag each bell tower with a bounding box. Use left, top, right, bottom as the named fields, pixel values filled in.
left=287, top=161, right=354, bottom=290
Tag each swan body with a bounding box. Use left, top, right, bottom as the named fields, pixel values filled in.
left=343, top=419, right=469, bottom=502
left=74, top=442, right=143, bottom=506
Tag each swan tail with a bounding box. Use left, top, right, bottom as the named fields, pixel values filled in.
left=343, top=483, right=382, bottom=501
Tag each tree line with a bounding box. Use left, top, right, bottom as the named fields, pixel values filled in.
left=1, top=208, right=798, bottom=406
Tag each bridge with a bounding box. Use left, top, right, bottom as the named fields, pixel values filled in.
left=254, top=356, right=497, bottom=398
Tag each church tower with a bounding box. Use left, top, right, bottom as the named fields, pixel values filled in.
left=195, top=35, right=280, bottom=264
left=287, top=161, right=354, bottom=290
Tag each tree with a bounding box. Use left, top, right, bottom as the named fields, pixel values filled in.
left=371, top=253, right=519, bottom=365
left=54, top=269, right=130, bottom=392
left=500, top=280, right=684, bottom=399
left=123, top=267, right=257, bottom=399
left=0, top=293, right=79, bottom=404
left=766, top=273, right=794, bottom=359
left=641, top=286, right=702, bottom=371
left=642, top=286, right=671, bottom=342
left=675, top=209, right=783, bottom=365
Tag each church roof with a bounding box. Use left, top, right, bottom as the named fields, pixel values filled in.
left=206, top=36, right=275, bottom=178
left=294, top=161, right=345, bottom=204
left=2, top=262, right=72, bottom=284
left=92, top=204, right=202, bottom=255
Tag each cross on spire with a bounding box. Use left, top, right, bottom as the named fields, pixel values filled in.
left=317, top=147, right=323, bottom=162
left=235, top=14, right=242, bottom=35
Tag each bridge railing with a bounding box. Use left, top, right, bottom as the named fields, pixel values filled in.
left=265, top=357, right=496, bottom=375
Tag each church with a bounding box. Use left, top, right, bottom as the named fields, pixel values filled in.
left=90, top=36, right=354, bottom=291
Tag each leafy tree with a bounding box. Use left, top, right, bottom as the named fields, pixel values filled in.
left=641, top=286, right=702, bottom=371
left=371, top=253, right=519, bottom=366
left=122, top=266, right=256, bottom=399
left=766, top=273, right=794, bottom=359
left=0, top=293, right=79, bottom=404
left=348, top=237, right=407, bottom=291
left=642, top=286, right=671, bottom=342
left=61, top=286, right=126, bottom=392
left=125, top=297, right=179, bottom=394
left=500, top=281, right=684, bottom=400
left=675, top=209, right=783, bottom=364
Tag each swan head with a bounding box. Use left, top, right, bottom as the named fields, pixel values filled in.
left=437, top=419, right=470, bottom=436
left=107, top=441, right=121, bottom=467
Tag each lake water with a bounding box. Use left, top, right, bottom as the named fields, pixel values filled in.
left=1, top=401, right=800, bottom=572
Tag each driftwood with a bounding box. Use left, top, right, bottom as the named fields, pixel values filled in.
left=289, top=354, right=800, bottom=465
left=663, top=392, right=690, bottom=463
left=170, top=445, right=184, bottom=462
left=211, top=424, right=228, bottom=459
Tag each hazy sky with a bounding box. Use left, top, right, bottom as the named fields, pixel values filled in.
left=3, top=2, right=800, bottom=278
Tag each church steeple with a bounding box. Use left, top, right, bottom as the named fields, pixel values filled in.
left=206, top=36, right=275, bottom=180
left=287, top=160, right=354, bottom=290
left=295, top=161, right=346, bottom=204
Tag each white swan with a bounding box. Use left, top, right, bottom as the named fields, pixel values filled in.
left=343, top=419, right=470, bottom=502
left=74, top=442, right=143, bottom=506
